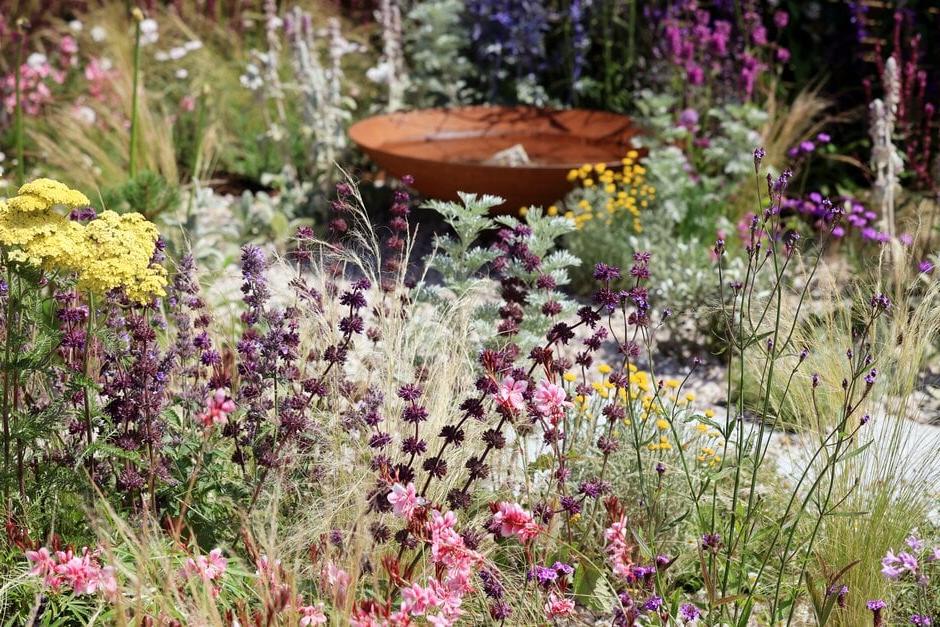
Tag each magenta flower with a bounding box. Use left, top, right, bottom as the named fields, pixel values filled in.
left=495, top=376, right=527, bottom=414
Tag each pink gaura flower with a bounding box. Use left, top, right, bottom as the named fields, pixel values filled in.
left=256, top=554, right=282, bottom=587
left=387, top=482, right=424, bottom=520
left=401, top=581, right=440, bottom=616
left=496, top=376, right=527, bottom=414
left=324, top=561, right=351, bottom=602
left=26, top=547, right=56, bottom=579
left=184, top=547, right=227, bottom=596
left=544, top=592, right=575, bottom=618
left=84, top=57, right=115, bottom=100
left=492, top=502, right=540, bottom=543
left=604, top=516, right=634, bottom=580
left=299, top=602, right=328, bottom=626
left=533, top=380, right=570, bottom=421
left=198, top=388, right=236, bottom=428
left=59, top=35, right=79, bottom=64
left=26, top=546, right=116, bottom=597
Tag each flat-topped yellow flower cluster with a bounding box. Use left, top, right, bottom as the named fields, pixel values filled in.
left=0, top=178, right=166, bottom=303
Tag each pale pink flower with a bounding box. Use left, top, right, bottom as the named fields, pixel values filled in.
left=325, top=561, right=351, bottom=601
left=97, top=566, right=119, bottom=601
left=256, top=554, right=281, bottom=585
left=84, top=57, right=114, bottom=100
left=544, top=592, right=575, bottom=618
left=26, top=547, right=56, bottom=578
left=387, top=482, right=424, bottom=519
left=604, top=516, right=634, bottom=580
left=59, top=35, right=79, bottom=66
left=198, top=388, right=236, bottom=428
left=492, top=502, right=540, bottom=542
left=533, top=380, right=570, bottom=420
left=184, top=547, right=228, bottom=593
left=496, top=376, right=527, bottom=413
left=299, top=602, right=328, bottom=626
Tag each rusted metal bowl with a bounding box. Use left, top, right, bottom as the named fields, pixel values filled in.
left=348, top=106, right=643, bottom=214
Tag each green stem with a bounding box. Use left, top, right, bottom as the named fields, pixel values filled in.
left=129, top=15, right=143, bottom=179
left=2, top=261, right=12, bottom=507
left=14, top=26, right=25, bottom=186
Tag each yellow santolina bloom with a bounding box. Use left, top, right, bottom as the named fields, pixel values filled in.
left=78, top=211, right=167, bottom=303
left=563, top=372, right=577, bottom=382
left=0, top=179, right=166, bottom=304
left=564, top=151, right=654, bottom=232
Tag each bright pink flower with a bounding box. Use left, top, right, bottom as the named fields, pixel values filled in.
left=299, top=602, right=328, bottom=626
left=492, top=502, right=540, bottom=542
left=388, top=482, right=424, bottom=519
left=544, top=592, right=575, bottom=618
left=198, top=388, right=236, bottom=428
left=495, top=376, right=527, bottom=413
left=26, top=546, right=116, bottom=597
left=533, top=380, right=570, bottom=420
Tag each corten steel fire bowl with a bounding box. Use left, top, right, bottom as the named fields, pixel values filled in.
left=348, top=106, right=643, bottom=214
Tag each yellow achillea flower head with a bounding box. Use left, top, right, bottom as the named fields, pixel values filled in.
left=6, top=194, right=49, bottom=213
left=1, top=179, right=166, bottom=304
left=0, top=200, right=86, bottom=269
left=10, top=178, right=90, bottom=212
left=78, top=211, right=167, bottom=303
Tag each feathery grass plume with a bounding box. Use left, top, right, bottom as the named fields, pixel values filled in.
left=813, top=242, right=940, bottom=625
